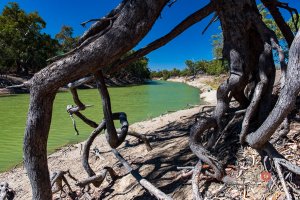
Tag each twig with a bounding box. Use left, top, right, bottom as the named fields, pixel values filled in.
left=177, top=166, right=194, bottom=170
left=202, top=13, right=218, bottom=35
left=128, top=131, right=152, bottom=151
left=6, top=83, right=27, bottom=89
left=168, top=0, right=177, bottom=7
left=81, top=18, right=101, bottom=27
left=274, top=159, right=292, bottom=200
left=68, top=113, right=80, bottom=135
left=192, top=161, right=203, bottom=200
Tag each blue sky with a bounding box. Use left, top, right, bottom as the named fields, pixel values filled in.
left=0, top=0, right=299, bottom=70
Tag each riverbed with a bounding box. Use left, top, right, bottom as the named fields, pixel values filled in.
left=0, top=80, right=200, bottom=172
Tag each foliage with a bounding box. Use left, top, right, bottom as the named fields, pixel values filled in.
left=287, top=14, right=300, bottom=35
left=205, top=59, right=228, bottom=75
left=0, top=2, right=59, bottom=74
left=151, top=59, right=228, bottom=79
left=211, top=27, right=223, bottom=59
left=112, top=50, right=151, bottom=81
left=55, top=25, right=78, bottom=53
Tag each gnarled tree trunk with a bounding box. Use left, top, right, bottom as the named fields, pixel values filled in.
left=24, top=1, right=169, bottom=199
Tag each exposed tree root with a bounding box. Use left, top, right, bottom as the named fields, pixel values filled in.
left=274, top=159, right=292, bottom=200
left=188, top=2, right=300, bottom=197
left=128, top=131, right=153, bottom=151
left=270, top=118, right=290, bottom=144
left=54, top=70, right=162, bottom=198
left=76, top=167, right=117, bottom=188
left=259, top=142, right=300, bottom=199
left=66, top=73, right=152, bottom=151
left=15, top=0, right=299, bottom=198
left=189, top=117, right=224, bottom=181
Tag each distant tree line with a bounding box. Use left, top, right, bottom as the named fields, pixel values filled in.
left=110, top=50, right=151, bottom=81
left=0, top=2, right=150, bottom=81
left=151, top=59, right=228, bottom=80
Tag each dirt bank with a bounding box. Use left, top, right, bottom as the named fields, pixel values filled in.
left=1, top=74, right=299, bottom=200
left=0, top=74, right=150, bottom=95
left=167, top=75, right=222, bottom=105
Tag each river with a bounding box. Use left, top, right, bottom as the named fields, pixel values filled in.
left=0, top=80, right=200, bottom=172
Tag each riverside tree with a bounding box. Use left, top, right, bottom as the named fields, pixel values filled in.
left=11, top=0, right=300, bottom=199
left=0, top=3, right=59, bottom=74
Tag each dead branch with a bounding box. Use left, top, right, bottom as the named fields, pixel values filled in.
left=128, top=131, right=153, bottom=151
left=108, top=2, right=215, bottom=74
left=192, top=161, right=203, bottom=200
left=201, top=13, right=218, bottom=35
left=76, top=167, right=118, bottom=188
left=94, top=71, right=129, bottom=148
left=111, top=148, right=173, bottom=200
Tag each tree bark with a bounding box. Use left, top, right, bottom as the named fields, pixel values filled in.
left=190, top=0, right=278, bottom=182
left=246, top=30, right=300, bottom=149
left=24, top=88, right=55, bottom=199
left=24, top=1, right=169, bottom=199
left=261, top=0, right=295, bottom=47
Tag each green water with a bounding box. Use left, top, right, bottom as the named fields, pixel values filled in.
left=0, top=80, right=199, bottom=172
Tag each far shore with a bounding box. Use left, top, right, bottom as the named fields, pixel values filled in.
left=0, top=74, right=150, bottom=95
left=167, top=75, right=220, bottom=105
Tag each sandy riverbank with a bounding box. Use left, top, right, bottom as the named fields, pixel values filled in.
left=1, top=74, right=298, bottom=199
left=167, top=75, right=218, bottom=105
left=0, top=77, right=217, bottom=199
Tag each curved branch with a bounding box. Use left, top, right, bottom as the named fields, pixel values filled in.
left=94, top=71, right=129, bottom=148
left=82, top=121, right=106, bottom=178
left=108, top=2, right=215, bottom=73
left=80, top=120, right=119, bottom=188
left=246, top=30, right=300, bottom=149
left=189, top=117, right=224, bottom=181
left=23, top=0, right=186, bottom=198
left=240, top=43, right=274, bottom=144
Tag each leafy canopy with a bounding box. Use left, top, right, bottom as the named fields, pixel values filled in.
left=0, top=2, right=59, bottom=74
